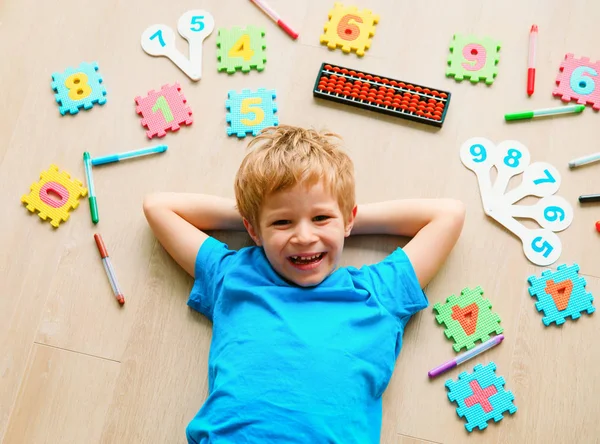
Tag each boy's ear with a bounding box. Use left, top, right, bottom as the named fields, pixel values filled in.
left=243, top=218, right=262, bottom=246
left=344, top=205, right=358, bottom=237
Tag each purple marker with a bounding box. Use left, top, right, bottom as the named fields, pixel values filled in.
left=428, top=334, right=504, bottom=378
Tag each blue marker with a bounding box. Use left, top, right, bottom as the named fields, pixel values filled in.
left=91, top=145, right=167, bottom=166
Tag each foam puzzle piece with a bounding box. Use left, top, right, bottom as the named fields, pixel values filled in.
left=225, top=88, right=278, bottom=137
left=21, top=164, right=88, bottom=228
left=527, top=263, right=595, bottom=326
left=216, top=26, right=267, bottom=74
left=447, top=35, right=501, bottom=84
left=552, top=53, right=600, bottom=110
left=135, top=83, right=193, bottom=139
left=434, top=286, right=503, bottom=352
left=320, top=3, right=379, bottom=57
left=446, top=362, right=517, bottom=432
left=51, top=62, right=107, bottom=115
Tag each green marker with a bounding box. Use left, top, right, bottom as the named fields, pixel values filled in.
left=505, top=104, right=585, bottom=121
left=83, top=152, right=99, bottom=224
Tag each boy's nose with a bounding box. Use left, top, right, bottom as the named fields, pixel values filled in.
left=292, top=221, right=317, bottom=244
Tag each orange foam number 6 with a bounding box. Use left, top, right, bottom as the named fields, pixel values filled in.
left=336, top=14, right=363, bottom=41
left=462, top=44, right=487, bottom=71
left=229, top=34, right=254, bottom=61
left=65, top=72, right=92, bottom=101
left=241, top=97, right=264, bottom=126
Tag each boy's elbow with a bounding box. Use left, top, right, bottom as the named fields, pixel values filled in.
left=447, top=199, right=466, bottom=229
left=142, top=193, right=165, bottom=218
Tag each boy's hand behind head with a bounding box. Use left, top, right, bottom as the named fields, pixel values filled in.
left=235, top=125, right=357, bottom=287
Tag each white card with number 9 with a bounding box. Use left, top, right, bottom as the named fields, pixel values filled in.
left=460, top=137, right=497, bottom=213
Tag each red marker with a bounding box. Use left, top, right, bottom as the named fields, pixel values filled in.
left=94, top=234, right=125, bottom=305
left=248, top=0, right=299, bottom=40
left=527, top=25, right=538, bottom=96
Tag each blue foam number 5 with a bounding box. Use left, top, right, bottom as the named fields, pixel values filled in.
left=190, top=16, right=205, bottom=31
left=570, top=66, right=597, bottom=95
left=532, top=236, right=554, bottom=258
left=150, top=30, right=166, bottom=47
left=470, top=144, right=487, bottom=163
left=533, top=169, right=556, bottom=185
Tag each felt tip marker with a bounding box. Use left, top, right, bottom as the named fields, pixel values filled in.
left=83, top=152, right=99, bottom=224
left=428, top=335, right=504, bottom=378
left=94, top=234, right=125, bottom=305
left=505, top=104, right=585, bottom=121
left=527, top=25, right=538, bottom=96
left=248, top=0, right=299, bottom=39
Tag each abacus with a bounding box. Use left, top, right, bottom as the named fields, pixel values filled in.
left=313, top=63, right=451, bottom=127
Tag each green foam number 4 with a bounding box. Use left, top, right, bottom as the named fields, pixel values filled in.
left=434, top=286, right=503, bottom=352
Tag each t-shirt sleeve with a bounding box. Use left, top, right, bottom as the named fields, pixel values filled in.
left=360, top=247, right=428, bottom=328
left=187, top=237, right=236, bottom=320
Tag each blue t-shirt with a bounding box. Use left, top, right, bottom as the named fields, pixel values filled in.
left=186, top=237, right=428, bottom=444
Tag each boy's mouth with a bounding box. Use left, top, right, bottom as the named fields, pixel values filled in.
left=288, top=252, right=326, bottom=267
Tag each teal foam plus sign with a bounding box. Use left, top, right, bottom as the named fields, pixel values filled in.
left=434, top=286, right=503, bottom=352
left=217, top=26, right=266, bottom=74
left=446, top=362, right=517, bottom=432
left=528, top=263, right=595, bottom=326
left=225, top=89, right=278, bottom=138
left=446, top=34, right=501, bottom=84
left=51, top=62, right=107, bottom=115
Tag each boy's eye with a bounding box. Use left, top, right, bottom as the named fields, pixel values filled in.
left=272, top=220, right=291, bottom=226
left=313, top=215, right=330, bottom=222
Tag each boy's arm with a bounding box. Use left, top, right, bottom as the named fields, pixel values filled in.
left=143, top=193, right=244, bottom=277
left=350, top=199, right=466, bottom=288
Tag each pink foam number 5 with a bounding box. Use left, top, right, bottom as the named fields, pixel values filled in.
left=462, top=44, right=486, bottom=71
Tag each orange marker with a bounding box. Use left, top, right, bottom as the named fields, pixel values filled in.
left=94, top=234, right=125, bottom=305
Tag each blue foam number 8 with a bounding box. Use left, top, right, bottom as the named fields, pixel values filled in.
left=470, top=144, right=487, bottom=163
left=532, top=236, right=554, bottom=258
left=544, top=206, right=565, bottom=222
left=190, top=16, right=205, bottom=31
left=570, top=66, right=597, bottom=95
left=503, top=149, right=522, bottom=168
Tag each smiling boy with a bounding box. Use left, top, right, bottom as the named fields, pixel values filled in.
left=143, top=125, right=465, bottom=443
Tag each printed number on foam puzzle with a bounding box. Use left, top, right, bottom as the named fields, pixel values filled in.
left=225, top=89, right=278, bottom=138
left=135, top=84, right=193, bottom=139
left=21, top=165, right=88, bottom=228
left=320, top=3, right=379, bottom=57
left=447, top=35, right=501, bottom=84
left=460, top=138, right=573, bottom=266
left=553, top=53, right=600, bottom=110
left=217, top=26, right=267, bottom=74
left=51, top=62, right=107, bottom=115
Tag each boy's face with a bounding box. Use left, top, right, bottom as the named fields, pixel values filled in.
left=244, top=181, right=356, bottom=287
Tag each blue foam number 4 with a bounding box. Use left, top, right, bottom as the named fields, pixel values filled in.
left=470, top=144, right=487, bottom=163
left=190, top=16, right=205, bottom=31
left=533, top=169, right=556, bottom=185
left=532, top=236, right=554, bottom=258
left=150, top=30, right=166, bottom=47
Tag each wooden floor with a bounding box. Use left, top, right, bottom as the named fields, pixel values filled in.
left=1, top=0, right=599, bottom=442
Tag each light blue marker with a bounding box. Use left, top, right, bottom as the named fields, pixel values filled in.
left=91, top=145, right=168, bottom=166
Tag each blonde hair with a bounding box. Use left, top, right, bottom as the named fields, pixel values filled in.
left=234, top=125, right=356, bottom=229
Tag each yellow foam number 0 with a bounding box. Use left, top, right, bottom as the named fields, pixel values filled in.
left=229, top=34, right=254, bottom=61
left=65, top=72, right=92, bottom=101
left=241, top=97, right=264, bottom=126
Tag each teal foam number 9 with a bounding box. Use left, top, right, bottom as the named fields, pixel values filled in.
left=190, top=16, right=205, bottom=31
left=531, top=236, right=554, bottom=258
left=570, top=66, right=597, bottom=95
left=150, top=30, right=166, bottom=47
left=470, top=143, right=487, bottom=162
